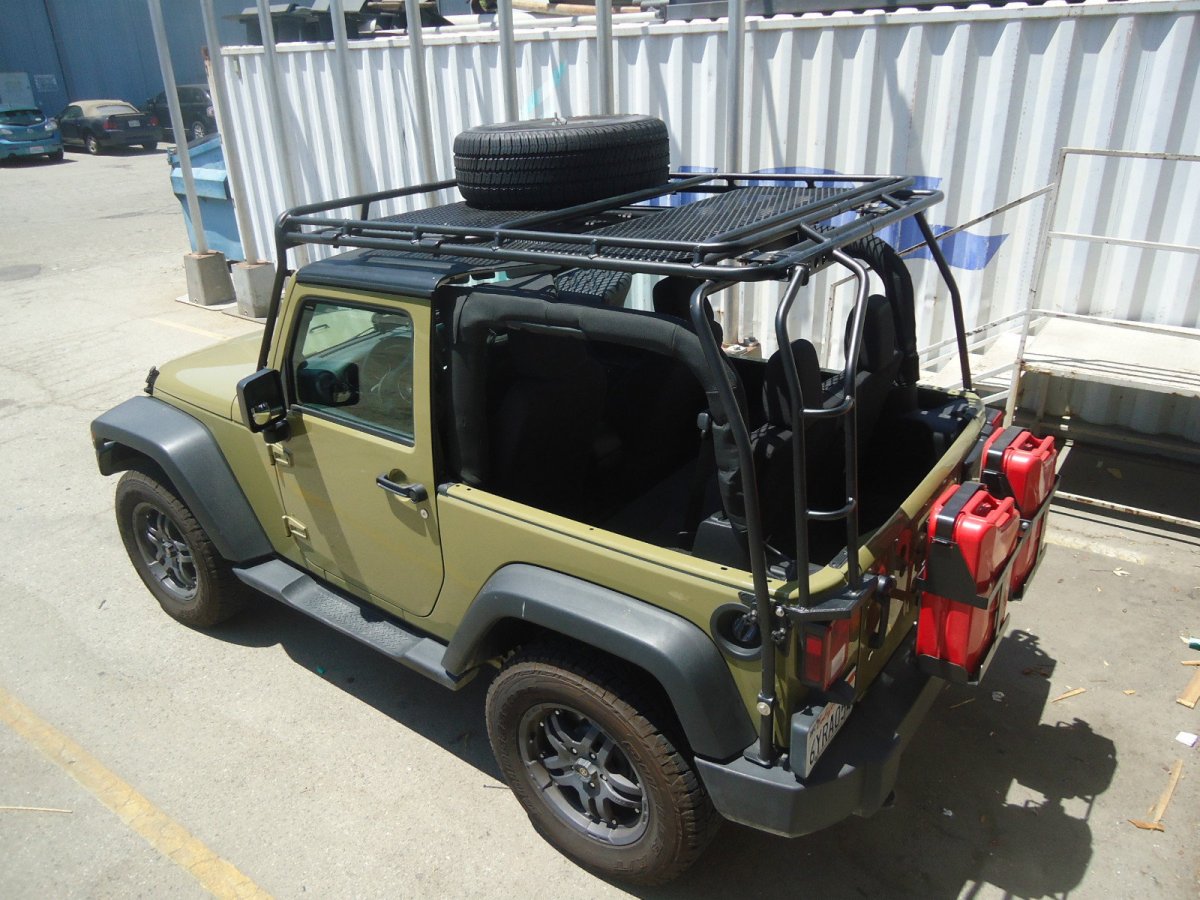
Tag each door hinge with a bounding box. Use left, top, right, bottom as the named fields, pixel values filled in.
left=269, top=445, right=292, bottom=467
left=282, top=515, right=308, bottom=539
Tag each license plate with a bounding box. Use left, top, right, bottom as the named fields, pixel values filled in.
left=29, top=145, right=45, bottom=153
left=793, top=668, right=856, bottom=778
left=128, top=119, right=140, bottom=127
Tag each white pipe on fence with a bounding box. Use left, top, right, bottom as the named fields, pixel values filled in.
left=200, top=0, right=259, bottom=261
left=596, top=0, right=614, bottom=115
left=255, top=0, right=305, bottom=262
left=147, top=0, right=207, bottom=253
left=330, top=0, right=367, bottom=197
left=498, top=1, right=519, bottom=121
left=404, top=0, right=437, bottom=181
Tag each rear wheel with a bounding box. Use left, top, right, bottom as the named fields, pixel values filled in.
left=189, top=120, right=206, bottom=142
left=453, top=115, right=669, bottom=210
left=115, top=469, right=249, bottom=627
left=485, top=643, right=718, bottom=884
left=49, top=149, right=63, bottom=161
left=85, top=134, right=100, bottom=155
left=141, top=142, right=157, bottom=151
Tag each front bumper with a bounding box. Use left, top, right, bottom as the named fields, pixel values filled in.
left=0, top=136, right=61, bottom=159
left=695, top=636, right=943, bottom=837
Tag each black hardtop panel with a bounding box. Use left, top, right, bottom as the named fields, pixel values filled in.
left=295, top=248, right=489, bottom=298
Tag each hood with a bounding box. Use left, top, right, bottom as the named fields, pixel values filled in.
left=153, top=331, right=262, bottom=420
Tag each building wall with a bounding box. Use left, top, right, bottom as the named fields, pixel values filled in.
left=0, top=0, right=245, bottom=114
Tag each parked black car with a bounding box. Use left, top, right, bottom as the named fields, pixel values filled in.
left=57, top=100, right=162, bottom=154
left=143, top=84, right=216, bottom=143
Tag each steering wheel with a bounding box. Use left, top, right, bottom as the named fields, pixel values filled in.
left=361, top=335, right=414, bottom=424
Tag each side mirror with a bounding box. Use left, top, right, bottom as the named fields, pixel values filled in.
left=296, top=362, right=360, bottom=407
left=237, top=368, right=287, bottom=435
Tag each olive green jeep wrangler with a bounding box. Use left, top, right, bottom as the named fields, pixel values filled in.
left=92, top=118, right=1055, bottom=884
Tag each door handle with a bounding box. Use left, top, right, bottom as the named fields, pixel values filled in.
left=376, top=474, right=428, bottom=503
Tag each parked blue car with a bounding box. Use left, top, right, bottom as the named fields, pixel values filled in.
left=0, top=105, right=63, bottom=161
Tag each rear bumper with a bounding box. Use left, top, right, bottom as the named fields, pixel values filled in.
left=695, top=636, right=943, bottom=837
left=0, top=136, right=61, bottom=158
left=100, top=130, right=161, bottom=147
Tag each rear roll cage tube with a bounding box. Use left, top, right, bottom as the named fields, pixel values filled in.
left=914, top=211, right=972, bottom=391
left=689, top=279, right=778, bottom=767
left=831, top=249, right=869, bottom=593
left=772, top=268, right=812, bottom=603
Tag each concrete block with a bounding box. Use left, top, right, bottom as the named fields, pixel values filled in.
left=231, top=261, right=276, bottom=319
left=183, top=251, right=235, bottom=306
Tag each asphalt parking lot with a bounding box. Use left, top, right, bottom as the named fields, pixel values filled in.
left=1, top=148, right=1198, bottom=899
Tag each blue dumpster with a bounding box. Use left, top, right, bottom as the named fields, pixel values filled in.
left=167, top=134, right=243, bottom=261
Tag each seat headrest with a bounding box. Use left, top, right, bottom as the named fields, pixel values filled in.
left=763, top=339, right=823, bottom=427
left=653, top=277, right=724, bottom=345
left=844, top=294, right=899, bottom=373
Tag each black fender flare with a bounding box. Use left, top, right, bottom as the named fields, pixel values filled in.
left=91, top=396, right=273, bottom=563
left=442, top=564, right=756, bottom=761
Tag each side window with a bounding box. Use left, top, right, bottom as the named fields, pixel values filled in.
left=289, top=299, right=415, bottom=442
left=63, top=106, right=81, bottom=120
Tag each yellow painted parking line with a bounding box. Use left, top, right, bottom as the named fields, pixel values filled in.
left=0, top=686, right=271, bottom=900
left=148, top=317, right=229, bottom=340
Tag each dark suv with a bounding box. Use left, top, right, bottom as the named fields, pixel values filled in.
left=143, top=84, right=216, bottom=143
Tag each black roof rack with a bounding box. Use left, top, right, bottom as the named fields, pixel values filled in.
left=275, top=171, right=944, bottom=283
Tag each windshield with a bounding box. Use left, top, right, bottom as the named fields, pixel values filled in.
left=96, top=103, right=139, bottom=116
left=0, top=109, right=45, bottom=126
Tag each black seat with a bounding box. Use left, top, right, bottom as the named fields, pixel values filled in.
left=489, top=330, right=608, bottom=517
left=843, top=294, right=903, bottom=450
left=652, top=276, right=724, bottom=344
left=750, top=338, right=842, bottom=545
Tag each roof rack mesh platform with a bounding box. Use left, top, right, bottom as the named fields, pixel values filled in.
left=278, top=172, right=944, bottom=283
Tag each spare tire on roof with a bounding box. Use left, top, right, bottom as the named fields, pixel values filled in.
left=454, top=115, right=670, bottom=210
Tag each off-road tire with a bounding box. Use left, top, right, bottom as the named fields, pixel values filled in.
left=454, top=115, right=669, bottom=210
left=485, top=643, right=719, bottom=884
left=554, top=267, right=632, bottom=307
left=115, top=469, right=249, bottom=628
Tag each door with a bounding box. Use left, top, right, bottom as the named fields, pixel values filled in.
left=58, top=106, right=81, bottom=145
left=273, top=293, right=444, bottom=618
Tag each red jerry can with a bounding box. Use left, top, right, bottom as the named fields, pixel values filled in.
left=982, top=427, right=1057, bottom=595
left=917, top=482, right=1020, bottom=681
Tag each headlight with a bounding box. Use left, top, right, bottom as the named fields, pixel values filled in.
left=45, top=119, right=57, bottom=130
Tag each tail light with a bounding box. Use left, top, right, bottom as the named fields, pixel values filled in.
left=103, top=117, right=119, bottom=131
left=149, top=116, right=159, bottom=127
left=802, top=611, right=860, bottom=690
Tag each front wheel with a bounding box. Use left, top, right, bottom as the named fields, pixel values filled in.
left=486, top=644, right=719, bottom=884
left=115, top=469, right=249, bottom=627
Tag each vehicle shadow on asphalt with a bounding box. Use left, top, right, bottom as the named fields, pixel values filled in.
left=206, top=604, right=1117, bottom=897
left=210, top=597, right=502, bottom=779
left=632, top=629, right=1117, bottom=899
